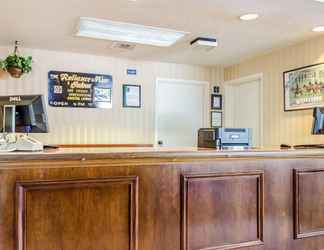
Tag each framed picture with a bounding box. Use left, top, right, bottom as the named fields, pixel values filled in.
left=211, top=111, right=222, bottom=128
left=123, top=84, right=141, bottom=108
left=283, top=63, right=324, bottom=111
left=211, top=94, right=222, bottom=110
left=213, top=86, right=220, bottom=94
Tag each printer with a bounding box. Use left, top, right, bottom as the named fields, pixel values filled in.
left=198, top=128, right=252, bottom=150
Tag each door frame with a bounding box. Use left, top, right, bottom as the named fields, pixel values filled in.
left=154, top=78, right=210, bottom=147
left=223, top=73, right=264, bottom=147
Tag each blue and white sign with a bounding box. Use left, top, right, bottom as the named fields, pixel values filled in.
left=127, top=69, right=137, bottom=76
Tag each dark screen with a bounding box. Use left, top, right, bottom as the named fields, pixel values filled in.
left=0, top=95, right=48, bottom=133
left=312, top=107, right=324, bottom=135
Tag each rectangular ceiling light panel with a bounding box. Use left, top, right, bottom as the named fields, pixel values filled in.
left=76, top=17, right=188, bottom=47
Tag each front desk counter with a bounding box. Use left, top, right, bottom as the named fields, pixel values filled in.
left=2, top=147, right=324, bottom=250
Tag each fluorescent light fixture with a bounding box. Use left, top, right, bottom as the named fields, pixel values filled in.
left=76, top=17, right=188, bottom=47
left=313, top=26, right=324, bottom=32
left=239, top=13, right=259, bottom=21
left=314, top=0, right=324, bottom=3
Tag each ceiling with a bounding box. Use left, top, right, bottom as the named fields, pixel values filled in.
left=0, top=0, right=323, bottom=66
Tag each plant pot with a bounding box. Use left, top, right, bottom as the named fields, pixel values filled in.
left=0, top=69, right=8, bottom=80
left=7, top=66, right=23, bottom=78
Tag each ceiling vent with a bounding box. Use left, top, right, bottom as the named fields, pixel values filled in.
left=190, top=37, right=218, bottom=51
left=111, top=41, right=136, bottom=50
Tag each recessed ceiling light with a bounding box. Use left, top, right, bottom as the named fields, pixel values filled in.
left=313, top=26, right=324, bottom=32
left=239, top=14, right=259, bottom=21
left=76, top=17, right=189, bottom=47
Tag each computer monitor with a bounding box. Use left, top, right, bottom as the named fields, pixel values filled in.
left=312, top=107, right=324, bottom=135
left=0, top=95, right=49, bottom=133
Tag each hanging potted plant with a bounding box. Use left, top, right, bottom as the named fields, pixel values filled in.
left=0, top=59, right=8, bottom=79
left=4, top=41, right=33, bottom=78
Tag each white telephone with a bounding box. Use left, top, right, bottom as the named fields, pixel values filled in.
left=0, top=134, right=43, bottom=152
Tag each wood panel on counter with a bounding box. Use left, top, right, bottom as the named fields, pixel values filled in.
left=181, top=171, right=264, bottom=250
left=0, top=149, right=324, bottom=250
left=16, top=177, right=138, bottom=250
left=293, top=168, right=324, bottom=240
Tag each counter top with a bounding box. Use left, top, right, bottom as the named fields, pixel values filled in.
left=1, top=146, right=324, bottom=162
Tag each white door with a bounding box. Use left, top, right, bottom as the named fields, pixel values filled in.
left=224, top=77, right=262, bottom=147
left=155, top=79, right=208, bottom=147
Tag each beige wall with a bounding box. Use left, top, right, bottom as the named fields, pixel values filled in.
left=224, top=35, right=324, bottom=147
left=0, top=46, right=223, bottom=144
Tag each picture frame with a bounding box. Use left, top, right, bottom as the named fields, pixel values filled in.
left=122, top=84, right=141, bottom=108
left=213, top=86, right=220, bottom=94
left=211, top=111, right=222, bottom=128
left=211, top=94, right=222, bottom=110
left=283, top=63, right=324, bottom=111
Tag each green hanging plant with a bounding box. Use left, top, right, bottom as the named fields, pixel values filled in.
left=0, top=59, right=6, bottom=70
left=4, top=41, right=33, bottom=78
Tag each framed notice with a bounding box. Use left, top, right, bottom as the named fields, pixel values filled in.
left=123, top=84, right=141, bottom=108
left=211, top=94, right=222, bottom=110
left=284, top=63, right=324, bottom=111
left=48, top=71, right=113, bottom=109
left=211, top=111, right=222, bottom=128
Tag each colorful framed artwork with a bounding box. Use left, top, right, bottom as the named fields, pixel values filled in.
left=283, top=63, right=324, bottom=111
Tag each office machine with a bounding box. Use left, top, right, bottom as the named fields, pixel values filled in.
left=0, top=95, right=49, bottom=151
left=198, top=128, right=252, bottom=150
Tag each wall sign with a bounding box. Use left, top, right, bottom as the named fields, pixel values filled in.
left=284, top=63, right=324, bottom=111
left=123, top=84, right=141, bottom=108
left=48, top=71, right=113, bottom=108
left=127, top=69, right=137, bottom=76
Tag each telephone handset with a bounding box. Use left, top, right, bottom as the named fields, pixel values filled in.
left=0, top=134, right=43, bottom=152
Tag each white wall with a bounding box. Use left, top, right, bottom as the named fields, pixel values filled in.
left=0, top=46, right=223, bottom=144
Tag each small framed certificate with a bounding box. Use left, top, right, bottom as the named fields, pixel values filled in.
left=211, top=94, right=222, bottom=110
left=211, top=111, right=222, bottom=128
left=123, top=84, right=141, bottom=108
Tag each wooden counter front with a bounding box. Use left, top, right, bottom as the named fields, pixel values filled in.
left=1, top=147, right=324, bottom=250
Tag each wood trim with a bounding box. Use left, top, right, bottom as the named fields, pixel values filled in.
left=15, top=177, right=139, bottom=250
left=58, top=144, right=154, bottom=148
left=181, top=171, right=264, bottom=250
left=293, top=168, right=324, bottom=239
